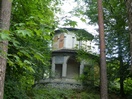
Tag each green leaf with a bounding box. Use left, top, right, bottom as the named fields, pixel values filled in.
left=80, top=18, right=86, bottom=22
left=0, top=31, right=10, bottom=40
left=64, top=19, right=77, bottom=27
left=24, top=60, right=32, bottom=65
left=15, top=29, right=33, bottom=37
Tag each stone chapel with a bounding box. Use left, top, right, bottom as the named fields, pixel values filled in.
left=42, top=28, right=97, bottom=89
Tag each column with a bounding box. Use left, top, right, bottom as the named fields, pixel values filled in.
left=62, top=56, right=69, bottom=77
left=62, top=62, right=67, bottom=77
left=80, top=61, right=84, bottom=75
left=51, top=56, right=55, bottom=77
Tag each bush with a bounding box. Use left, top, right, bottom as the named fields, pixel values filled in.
left=31, top=86, right=74, bottom=99
left=4, top=80, right=29, bottom=99
left=80, top=92, right=99, bottom=99
left=29, top=85, right=101, bottom=99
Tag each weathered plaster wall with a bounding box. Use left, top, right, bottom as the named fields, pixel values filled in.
left=53, top=31, right=91, bottom=50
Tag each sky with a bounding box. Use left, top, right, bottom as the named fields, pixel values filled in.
left=58, top=0, right=98, bottom=36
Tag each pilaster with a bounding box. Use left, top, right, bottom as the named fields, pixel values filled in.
left=62, top=56, right=69, bottom=77
left=51, top=56, right=55, bottom=77
left=80, top=61, right=84, bottom=75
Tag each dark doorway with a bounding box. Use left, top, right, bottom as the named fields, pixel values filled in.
left=67, top=57, right=80, bottom=79
left=55, top=64, right=62, bottom=78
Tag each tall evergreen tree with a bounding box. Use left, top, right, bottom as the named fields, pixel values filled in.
left=74, top=0, right=131, bottom=97
left=126, top=0, right=132, bottom=72
left=97, top=0, right=108, bottom=98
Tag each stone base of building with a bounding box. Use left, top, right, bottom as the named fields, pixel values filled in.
left=37, top=78, right=83, bottom=89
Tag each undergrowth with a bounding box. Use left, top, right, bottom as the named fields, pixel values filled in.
left=29, top=85, right=100, bottom=99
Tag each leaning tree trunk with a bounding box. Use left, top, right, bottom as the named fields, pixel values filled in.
left=126, top=0, right=132, bottom=72
left=0, top=0, right=12, bottom=99
left=97, top=0, right=108, bottom=99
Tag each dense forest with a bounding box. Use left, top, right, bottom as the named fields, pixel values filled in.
left=0, top=0, right=132, bottom=99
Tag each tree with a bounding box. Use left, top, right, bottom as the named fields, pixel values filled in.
left=4, top=0, right=61, bottom=98
left=102, top=1, right=130, bottom=97
left=0, top=0, right=12, bottom=99
left=97, top=0, right=108, bottom=99
left=126, top=0, right=132, bottom=72
left=73, top=0, right=131, bottom=98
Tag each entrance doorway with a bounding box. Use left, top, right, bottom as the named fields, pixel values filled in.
left=67, top=57, right=80, bottom=79
left=55, top=64, right=62, bottom=78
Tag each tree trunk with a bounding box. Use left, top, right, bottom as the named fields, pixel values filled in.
left=126, top=0, right=132, bottom=72
left=118, top=37, right=125, bottom=98
left=97, top=0, right=108, bottom=99
left=0, top=0, right=12, bottom=98
left=119, top=53, right=125, bottom=98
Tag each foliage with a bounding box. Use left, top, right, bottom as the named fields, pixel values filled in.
left=3, top=0, right=132, bottom=98
left=63, top=19, right=78, bottom=27
left=4, top=0, right=61, bottom=98
left=74, top=0, right=132, bottom=97
left=4, top=79, right=29, bottom=99
left=124, top=78, right=132, bottom=94
left=102, top=0, right=131, bottom=96
left=30, top=86, right=131, bottom=99
left=30, top=86, right=74, bottom=99
left=74, top=29, right=94, bottom=41
left=28, top=85, right=101, bottom=99
left=80, top=65, right=99, bottom=87
left=79, top=92, right=99, bottom=99
left=76, top=47, right=100, bottom=87
left=126, top=0, right=132, bottom=72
